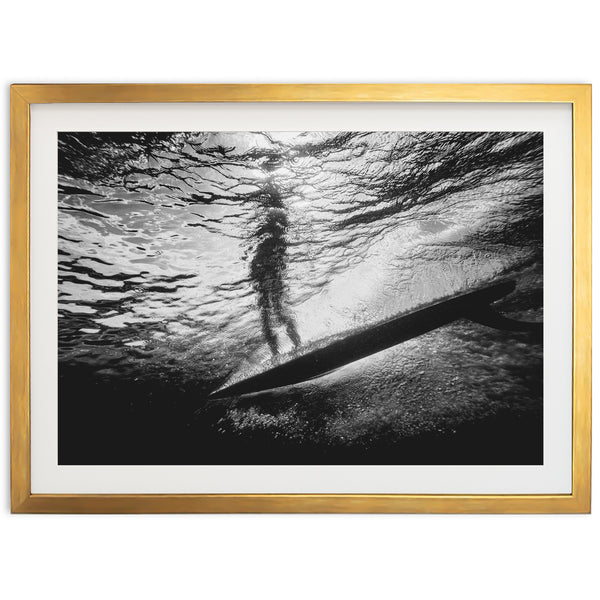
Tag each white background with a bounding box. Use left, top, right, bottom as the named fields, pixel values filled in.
left=1, top=1, right=596, bottom=598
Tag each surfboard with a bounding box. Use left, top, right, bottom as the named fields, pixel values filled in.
left=208, top=279, right=541, bottom=399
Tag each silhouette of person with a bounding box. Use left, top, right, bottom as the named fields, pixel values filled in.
left=249, top=177, right=301, bottom=355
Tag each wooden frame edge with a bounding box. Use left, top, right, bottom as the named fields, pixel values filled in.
left=8, top=83, right=594, bottom=104
left=10, top=84, right=591, bottom=514
left=10, top=492, right=591, bottom=514
left=571, top=84, right=592, bottom=513
left=10, top=86, right=31, bottom=512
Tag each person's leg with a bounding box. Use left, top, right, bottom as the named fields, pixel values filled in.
left=260, top=296, right=279, bottom=355
left=283, top=313, right=301, bottom=349
left=273, top=294, right=301, bottom=349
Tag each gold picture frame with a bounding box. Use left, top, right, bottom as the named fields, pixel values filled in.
left=10, top=84, right=591, bottom=513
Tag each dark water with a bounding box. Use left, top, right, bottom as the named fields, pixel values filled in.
left=58, top=131, right=543, bottom=465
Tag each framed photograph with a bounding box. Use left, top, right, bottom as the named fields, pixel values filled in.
left=10, top=84, right=591, bottom=513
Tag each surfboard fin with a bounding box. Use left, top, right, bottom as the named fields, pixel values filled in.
left=465, top=304, right=543, bottom=339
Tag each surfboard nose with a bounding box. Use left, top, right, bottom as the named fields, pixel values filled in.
left=207, top=387, right=229, bottom=399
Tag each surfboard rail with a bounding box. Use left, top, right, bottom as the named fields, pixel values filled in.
left=209, top=279, right=541, bottom=399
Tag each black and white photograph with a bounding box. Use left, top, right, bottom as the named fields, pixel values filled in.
left=57, top=130, right=544, bottom=466
left=5, top=0, right=599, bottom=595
